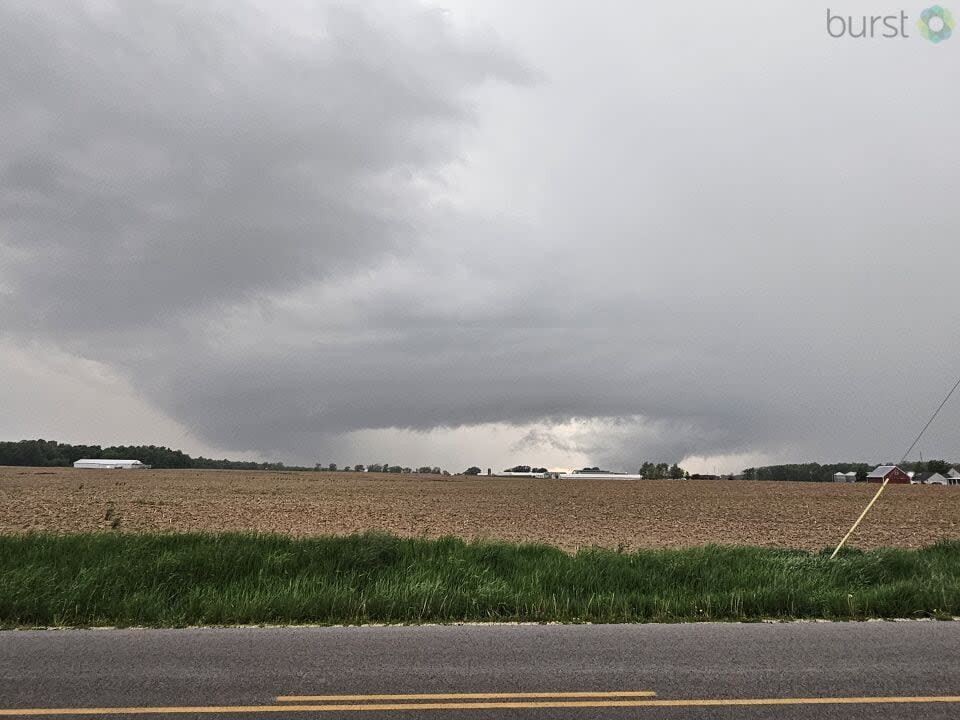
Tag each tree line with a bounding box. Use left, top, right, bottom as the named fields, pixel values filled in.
left=637, top=462, right=687, bottom=479
left=1, top=439, right=454, bottom=473
left=0, top=439, right=304, bottom=471
left=317, top=463, right=449, bottom=475
left=10, top=439, right=952, bottom=481
left=740, top=460, right=957, bottom=483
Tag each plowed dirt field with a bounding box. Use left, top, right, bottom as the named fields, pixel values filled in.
left=2, top=467, right=958, bottom=550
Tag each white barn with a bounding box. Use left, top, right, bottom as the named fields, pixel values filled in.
left=73, top=459, right=150, bottom=470
left=558, top=471, right=646, bottom=479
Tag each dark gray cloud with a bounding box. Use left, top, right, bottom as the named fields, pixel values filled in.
left=0, top=0, right=531, bottom=331
left=2, top=0, right=960, bottom=471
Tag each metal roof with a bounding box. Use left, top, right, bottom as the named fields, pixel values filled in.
left=74, top=458, right=144, bottom=465
left=866, top=465, right=900, bottom=478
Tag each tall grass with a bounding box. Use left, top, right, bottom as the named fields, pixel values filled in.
left=0, top=533, right=958, bottom=627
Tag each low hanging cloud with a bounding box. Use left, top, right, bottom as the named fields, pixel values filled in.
left=2, top=1, right=960, bottom=471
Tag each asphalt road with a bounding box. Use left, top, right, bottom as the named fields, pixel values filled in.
left=1, top=622, right=959, bottom=719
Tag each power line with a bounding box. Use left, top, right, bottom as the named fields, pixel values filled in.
left=897, top=374, right=960, bottom=466
left=830, top=371, right=960, bottom=559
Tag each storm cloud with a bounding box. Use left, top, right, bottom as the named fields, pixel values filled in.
left=2, top=0, right=959, bottom=471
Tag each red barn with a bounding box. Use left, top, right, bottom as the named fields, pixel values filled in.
left=865, top=465, right=911, bottom=484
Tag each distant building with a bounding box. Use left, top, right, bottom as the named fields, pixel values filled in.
left=73, top=459, right=150, bottom=470
left=558, top=470, right=646, bottom=479
left=947, top=468, right=960, bottom=485
left=913, top=472, right=948, bottom=486
left=865, top=465, right=910, bottom=484
left=499, top=465, right=551, bottom=478
left=833, top=471, right=858, bottom=483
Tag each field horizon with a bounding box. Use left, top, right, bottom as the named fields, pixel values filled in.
left=2, top=466, right=959, bottom=551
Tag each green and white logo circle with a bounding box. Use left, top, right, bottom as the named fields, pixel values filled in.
left=917, top=5, right=956, bottom=43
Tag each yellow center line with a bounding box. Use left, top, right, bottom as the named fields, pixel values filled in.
left=276, top=691, right=656, bottom=702
left=2, top=696, right=960, bottom=716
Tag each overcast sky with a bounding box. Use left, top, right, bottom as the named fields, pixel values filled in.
left=2, top=0, right=959, bottom=473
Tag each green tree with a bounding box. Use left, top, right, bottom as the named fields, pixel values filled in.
left=926, top=459, right=951, bottom=474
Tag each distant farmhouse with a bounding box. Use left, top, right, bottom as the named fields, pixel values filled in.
left=495, top=461, right=960, bottom=486
left=914, top=469, right=960, bottom=486
left=831, top=464, right=958, bottom=486
left=913, top=471, right=948, bottom=485
left=73, top=459, right=150, bottom=470
left=865, top=465, right=911, bottom=484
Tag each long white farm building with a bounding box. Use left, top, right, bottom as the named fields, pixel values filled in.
left=558, top=470, right=645, bottom=479
left=73, top=459, right=150, bottom=469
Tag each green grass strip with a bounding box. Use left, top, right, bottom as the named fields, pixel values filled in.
left=0, top=533, right=958, bottom=627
